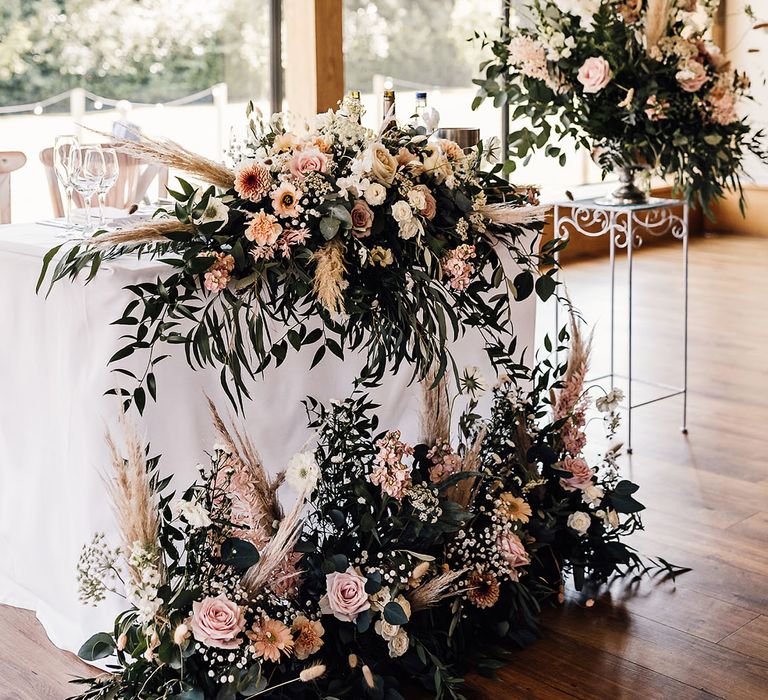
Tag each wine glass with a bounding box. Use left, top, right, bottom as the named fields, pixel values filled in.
left=53, top=135, right=79, bottom=230
left=70, top=146, right=105, bottom=235
left=96, top=148, right=119, bottom=228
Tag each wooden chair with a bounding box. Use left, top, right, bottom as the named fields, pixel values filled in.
left=0, top=151, right=27, bottom=224
left=40, top=146, right=168, bottom=217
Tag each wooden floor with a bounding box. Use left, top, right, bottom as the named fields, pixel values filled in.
left=2, top=234, right=767, bottom=699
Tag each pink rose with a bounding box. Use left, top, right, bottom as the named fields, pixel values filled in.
left=577, top=57, right=613, bottom=94
left=319, top=567, right=370, bottom=622
left=497, top=532, right=530, bottom=569
left=560, top=456, right=595, bottom=491
left=289, top=146, right=328, bottom=180
left=191, top=593, right=245, bottom=649
left=412, top=184, right=437, bottom=220
left=350, top=199, right=374, bottom=238
left=676, top=60, right=708, bottom=92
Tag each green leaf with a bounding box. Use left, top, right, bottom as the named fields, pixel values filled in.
left=383, top=601, right=408, bottom=626
left=513, top=271, right=534, bottom=301
left=535, top=274, right=557, bottom=302
left=36, top=243, right=65, bottom=295
left=78, top=632, right=115, bottom=661
left=320, top=216, right=341, bottom=240
left=221, top=537, right=260, bottom=571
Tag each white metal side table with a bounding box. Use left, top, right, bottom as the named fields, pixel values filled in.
left=553, top=197, right=690, bottom=453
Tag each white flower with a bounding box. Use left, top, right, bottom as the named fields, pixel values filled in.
left=194, top=196, right=229, bottom=231
left=421, top=107, right=440, bottom=133
left=595, top=388, right=624, bottom=413
left=285, top=451, right=320, bottom=492
left=582, top=485, right=605, bottom=507
left=387, top=629, right=409, bottom=658
left=364, top=182, right=387, bottom=206
left=173, top=499, right=212, bottom=529
left=391, top=200, right=413, bottom=223
left=399, top=216, right=423, bottom=240
left=567, top=511, right=592, bottom=536
left=407, top=188, right=427, bottom=211
left=460, top=366, right=487, bottom=398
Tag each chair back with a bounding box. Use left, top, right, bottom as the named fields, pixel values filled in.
left=0, top=151, right=27, bottom=224
left=40, top=145, right=168, bottom=217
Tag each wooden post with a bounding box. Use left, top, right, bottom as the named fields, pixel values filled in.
left=284, top=0, right=344, bottom=122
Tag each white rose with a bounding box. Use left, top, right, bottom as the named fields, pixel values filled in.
left=364, top=182, right=387, bottom=206
left=369, top=588, right=391, bottom=612
left=286, top=452, right=320, bottom=492
left=422, top=145, right=451, bottom=183
left=582, top=485, right=605, bottom=506
left=388, top=629, right=410, bottom=658
left=374, top=619, right=400, bottom=641
left=391, top=200, right=413, bottom=223
left=407, top=188, right=427, bottom=211
left=174, top=499, right=213, bottom=529
left=399, top=217, right=423, bottom=241
left=567, top=511, right=592, bottom=536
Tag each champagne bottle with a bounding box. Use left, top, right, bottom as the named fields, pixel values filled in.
left=345, top=90, right=362, bottom=124
left=381, top=89, right=396, bottom=132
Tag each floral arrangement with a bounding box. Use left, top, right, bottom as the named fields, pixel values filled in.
left=40, top=98, right=553, bottom=411
left=475, top=0, right=766, bottom=209
left=72, top=327, right=685, bottom=700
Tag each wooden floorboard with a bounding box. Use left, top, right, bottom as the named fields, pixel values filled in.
left=1, top=235, right=767, bottom=699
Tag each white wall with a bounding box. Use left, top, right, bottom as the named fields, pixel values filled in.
left=725, top=3, right=768, bottom=183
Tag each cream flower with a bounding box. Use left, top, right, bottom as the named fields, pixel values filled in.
left=271, top=181, right=302, bottom=219
left=567, top=511, right=592, bottom=536
left=173, top=499, right=212, bottom=529
left=364, top=182, right=387, bottom=206
left=399, top=216, right=423, bottom=241
left=388, top=629, right=409, bottom=658
left=286, top=452, right=320, bottom=492
left=246, top=211, right=282, bottom=246
left=368, top=143, right=398, bottom=184
left=391, top=200, right=413, bottom=223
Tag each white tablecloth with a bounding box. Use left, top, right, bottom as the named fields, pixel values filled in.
left=0, top=221, right=539, bottom=654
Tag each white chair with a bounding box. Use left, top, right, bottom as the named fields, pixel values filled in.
left=0, top=151, right=27, bottom=224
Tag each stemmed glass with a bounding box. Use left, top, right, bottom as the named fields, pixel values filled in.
left=96, top=148, right=119, bottom=228
left=53, top=135, right=79, bottom=231
left=70, top=146, right=106, bottom=235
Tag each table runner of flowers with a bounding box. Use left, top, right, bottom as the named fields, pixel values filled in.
left=39, top=100, right=553, bottom=411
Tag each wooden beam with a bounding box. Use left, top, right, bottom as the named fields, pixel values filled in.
left=284, top=0, right=344, bottom=121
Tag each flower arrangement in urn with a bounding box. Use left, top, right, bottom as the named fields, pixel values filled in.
left=475, top=0, right=766, bottom=208
left=71, top=327, right=685, bottom=700
left=40, top=96, right=553, bottom=412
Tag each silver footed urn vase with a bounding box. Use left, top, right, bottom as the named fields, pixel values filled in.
left=596, top=164, right=650, bottom=206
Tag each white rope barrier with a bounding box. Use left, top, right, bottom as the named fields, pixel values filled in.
left=0, top=85, right=222, bottom=116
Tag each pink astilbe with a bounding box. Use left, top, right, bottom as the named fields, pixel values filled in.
left=369, top=430, right=414, bottom=500
left=442, top=244, right=476, bottom=291
left=554, top=317, right=592, bottom=456
left=427, top=441, right=462, bottom=484
left=201, top=252, right=235, bottom=293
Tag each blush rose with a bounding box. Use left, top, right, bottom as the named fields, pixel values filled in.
left=560, top=456, right=596, bottom=491
left=577, top=56, right=613, bottom=93
left=191, top=593, right=246, bottom=649
left=319, top=567, right=370, bottom=622
left=289, top=146, right=328, bottom=180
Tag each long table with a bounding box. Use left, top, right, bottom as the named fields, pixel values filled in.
left=0, top=222, right=539, bottom=654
